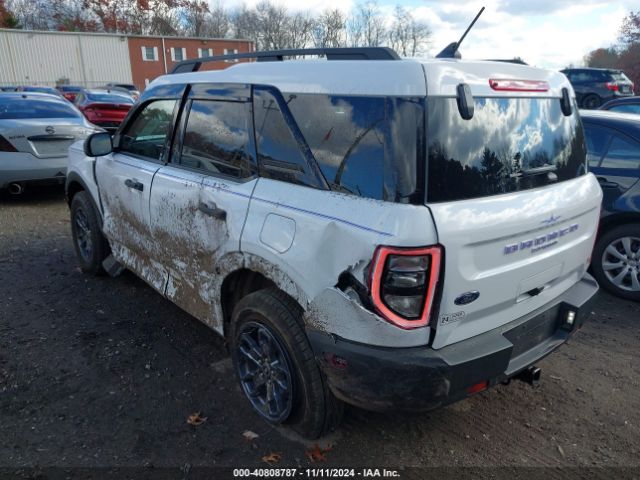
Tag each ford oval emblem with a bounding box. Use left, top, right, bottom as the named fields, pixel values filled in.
left=454, top=291, right=480, bottom=305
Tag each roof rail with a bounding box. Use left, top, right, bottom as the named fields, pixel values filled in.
left=170, top=47, right=401, bottom=74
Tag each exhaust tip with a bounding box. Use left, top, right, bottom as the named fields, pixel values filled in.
left=8, top=182, right=24, bottom=195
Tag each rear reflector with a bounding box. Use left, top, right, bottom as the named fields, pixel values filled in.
left=369, top=245, right=442, bottom=329
left=466, top=381, right=488, bottom=395
left=489, top=79, right=549, bottom=92
left=0, top=135, right=17, bottom=152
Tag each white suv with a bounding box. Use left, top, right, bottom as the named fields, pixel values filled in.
left=66, top=48, right=601, bottom=439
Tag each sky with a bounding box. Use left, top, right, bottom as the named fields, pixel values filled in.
left=220, top=0, right=635, bottom=70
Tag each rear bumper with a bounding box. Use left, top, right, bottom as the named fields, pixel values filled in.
left=0, top=153, right=67, bottom=187
left=309, top=272, right=598, bottom=412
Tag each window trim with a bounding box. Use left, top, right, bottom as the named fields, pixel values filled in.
left=198, top=47, right=213, bottom=58
left=171, top=47, right=187, bottom=62
left=141, top=46, right=158, bottom=61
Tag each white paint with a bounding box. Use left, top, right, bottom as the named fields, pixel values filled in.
left=153, top=58, right=573, bottom=99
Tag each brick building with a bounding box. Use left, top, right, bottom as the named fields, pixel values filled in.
left=127, top=36, right=253, bottom=89
left=0, top=29, right=254, bottom=91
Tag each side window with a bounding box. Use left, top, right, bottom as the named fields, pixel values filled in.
left=253, top=88, right=322, bottom=188
left=609, top=104, right=640, bottom=115
left=584, top=125, right=610, bottom=168
left=119, top=99, right=177, bottom=161
left=600, top=134, right=640, bottom=169
left=287, top=94, right=387, bottom=200
left=179, top=99, right=254, bottom=178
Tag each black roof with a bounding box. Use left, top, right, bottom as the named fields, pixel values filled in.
left=580, top=110, right=640, bottom=140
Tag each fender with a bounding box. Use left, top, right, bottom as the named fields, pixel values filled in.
left=213, top=251, right=311, bottom=336
left=65, top=171, right=103, bottom=226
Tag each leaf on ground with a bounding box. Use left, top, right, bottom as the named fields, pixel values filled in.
left=186, top=412, right=207, bottom=426
left=305, top=444, right=332, bottom=463
left=242, top=430, right=260, bottom=441
left=262, top=452, right=282, bottom=464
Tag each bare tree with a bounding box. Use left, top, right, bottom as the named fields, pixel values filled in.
left=348, top=1, right=386, bottom=47
left=181, top=1, right=209, bottom=37
left=231, top=5, right=260, bottom=45
left=313, top=9, right=346, bottom=48
left=203, top=1, right=230, bottom=39
left=288, top=11, right=315, bottom=50
left=388, top=5, right=430, bottom=56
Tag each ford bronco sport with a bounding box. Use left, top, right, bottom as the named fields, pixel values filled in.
left=66, top=47, right=601, bottom=439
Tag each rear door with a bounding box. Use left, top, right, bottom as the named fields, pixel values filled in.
left=96, top=98, right=178, bottom=293
left=149, top=83, right=257, bottom=329
left=425, top=93, right=601, bottom=349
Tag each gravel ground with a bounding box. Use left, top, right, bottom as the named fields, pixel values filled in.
left=1, top=186, right=639, bottom=477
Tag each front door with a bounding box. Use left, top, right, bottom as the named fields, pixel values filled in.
left=96, top=98, right=178, bottom=293
left=149, top=84, right=257, bottom=330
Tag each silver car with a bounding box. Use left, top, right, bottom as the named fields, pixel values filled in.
left=0, top=92, right=96, bottom=193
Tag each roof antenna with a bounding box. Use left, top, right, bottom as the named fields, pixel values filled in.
left=436, top=6, right=485, bottom=59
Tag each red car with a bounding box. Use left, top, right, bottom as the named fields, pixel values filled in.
left=57, top=85, right=83, bottom=102
left=74, top=89, right=134, bottom=131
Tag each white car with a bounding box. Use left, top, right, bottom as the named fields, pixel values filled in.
left=0, top=92, right=97, bottom=193
left=66, top=47, right=601, bottom=439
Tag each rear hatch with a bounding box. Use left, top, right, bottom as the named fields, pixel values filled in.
left=423, top=60, right=602, bottom=349
left=609, top=71, right=634, bottom=95
left=0, top=118, right=89, bottom=158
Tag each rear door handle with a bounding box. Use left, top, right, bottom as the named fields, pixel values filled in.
left=124, top=179, right=144, bottom=191
left=198, top=202, right=226, bottom=220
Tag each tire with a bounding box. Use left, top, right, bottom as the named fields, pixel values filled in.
left=591, top=224, right=640, bottom=301
left=70, top=191, right=109, bottom=275
left=582, top=94, right=601, bottom=110
left=229, top=288, right=343, bottom=439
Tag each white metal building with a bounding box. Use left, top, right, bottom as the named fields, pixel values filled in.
left=0, top=29, right=132, bottom=87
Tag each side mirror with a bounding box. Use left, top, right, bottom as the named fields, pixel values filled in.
left=84, top=132, right=113, bottom=157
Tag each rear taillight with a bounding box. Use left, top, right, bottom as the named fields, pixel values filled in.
left=606, top=82, right=619, bottom=92
left=0, top=135, right=17, bottom=152
left=369, top=245, right=442, bottom=329
left=489, top=79, right=549, bottom=92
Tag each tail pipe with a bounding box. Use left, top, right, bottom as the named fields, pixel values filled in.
left=515, top=366, right=541, bottom=387
left=8, top=182, right=24, bottom=195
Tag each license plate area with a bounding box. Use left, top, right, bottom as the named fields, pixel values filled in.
left=503, top=305, right=560, bottom=358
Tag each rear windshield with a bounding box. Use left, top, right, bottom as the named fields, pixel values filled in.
left=86, top=93, right=134, bottom=104
left=0, top=97, right=81, bottom=119
left=426, top=97, right=587, bottom=203
left=610, top=71, right=631, bottom=83
left=60, top=86, right=81, bottom=92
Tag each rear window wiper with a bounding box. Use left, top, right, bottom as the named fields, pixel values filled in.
left=511, top=164, right=557, bottom=178
left=511, top=164, right=558, bottom=182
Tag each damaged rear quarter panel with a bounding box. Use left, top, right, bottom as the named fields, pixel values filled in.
left=241, top=178, right=438, bottom=347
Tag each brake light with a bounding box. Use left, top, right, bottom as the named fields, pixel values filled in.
left=606, top=82, right=619, bottom=92
left=489, top=79, right=549, bottom=92
left=369, top=245, right=442, bottom=329
left=0, top=135, right=17, bottom=152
